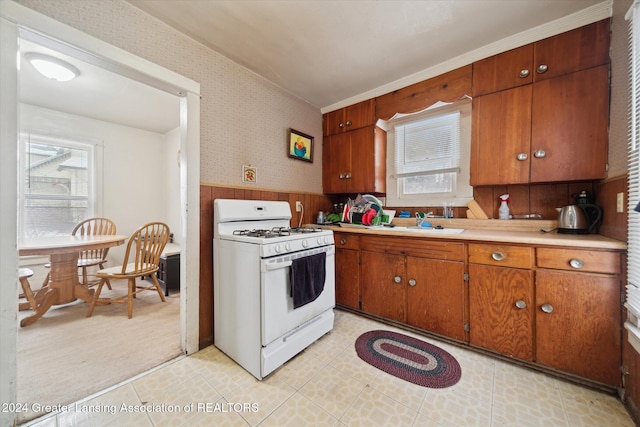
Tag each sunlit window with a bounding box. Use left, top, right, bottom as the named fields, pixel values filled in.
left=19, top=133, right=97, bottom=238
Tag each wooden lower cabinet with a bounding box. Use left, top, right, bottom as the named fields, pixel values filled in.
left=535, top=269, right=621, bottom=386
left=406, top=257, right=466, bottom=341
left=359, top=248, right=466, bottom=340
left=468, top=263, right=534, bottom=360
left=360, top=251, right=406, bottom=322
left=334, top=232, right=361, bottom=309
left=335, top=247, right=360, bottom=309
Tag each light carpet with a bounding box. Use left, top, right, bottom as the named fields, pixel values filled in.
left=16, top=279, right=181, bottom=424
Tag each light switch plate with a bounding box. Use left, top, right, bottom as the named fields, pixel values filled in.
left=617, top=192, right=624, bottom=213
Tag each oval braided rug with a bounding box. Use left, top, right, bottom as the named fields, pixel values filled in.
left=355, top=330, right=461, bottom=388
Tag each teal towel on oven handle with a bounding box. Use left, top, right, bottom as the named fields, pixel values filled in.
left=289, top=252, right=326, bottom=309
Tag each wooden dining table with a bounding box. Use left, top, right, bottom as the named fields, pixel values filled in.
left=18, top=234, right=127, bottom=326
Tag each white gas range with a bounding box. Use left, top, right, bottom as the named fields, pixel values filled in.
left=213, top=199, right=335, bottom=380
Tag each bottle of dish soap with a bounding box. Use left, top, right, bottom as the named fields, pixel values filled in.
left=499, top=194, right=510, bottom=220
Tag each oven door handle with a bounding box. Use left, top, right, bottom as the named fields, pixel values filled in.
left=264, top=260, right=292, bottom=271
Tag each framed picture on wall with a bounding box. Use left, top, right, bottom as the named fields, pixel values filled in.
left=242, top=165, right=257, bottom=183
left=288, top=128, right=314, bottom=163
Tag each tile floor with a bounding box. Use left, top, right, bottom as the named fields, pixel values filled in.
left=22, top=310, right=635, bottom=427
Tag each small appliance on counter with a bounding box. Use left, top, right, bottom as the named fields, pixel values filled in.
left=557, top=191, right=603, bottom=234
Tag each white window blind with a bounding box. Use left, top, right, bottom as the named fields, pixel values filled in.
left=385, top=100, right=473, bottom=206
left=394, top=111, right=461, bottom=179
left=625, top=1, right=640, bottom=345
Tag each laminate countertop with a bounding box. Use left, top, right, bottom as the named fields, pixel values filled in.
left=319, top=218, right=627, bottom=250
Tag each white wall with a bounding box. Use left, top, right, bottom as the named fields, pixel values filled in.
left=19, top=104, right=178, bottom=262
left=164, top=126, right=181, bottom=244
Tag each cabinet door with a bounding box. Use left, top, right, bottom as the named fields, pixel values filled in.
left=348, top=126, right=385, bottom=193
left=323, top=99, right=375, bottom=136
left=469, top=264, right=534, bottom=360
left=335, top=248, right=360, bottom=309
left=470, top=85, right=532, bottom=186
left=533, top=19, right=610, bottom=82
left=406, top=257, right=466, bottom=341
left=324, top=109, right=345, bottom=136
left=530, top=65, right=609, bottom=183
left=322, top=133, right=351, bottom=194
left=536, top=269, right=621, bottom=386
left=360, top=251, right=406, bottom=322
left=344, top=99, right=375, bottom=131
left=473, top=44, right=534, bottom=96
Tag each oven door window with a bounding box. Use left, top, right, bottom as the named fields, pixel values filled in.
left=261, top=249, right=335, bottom=346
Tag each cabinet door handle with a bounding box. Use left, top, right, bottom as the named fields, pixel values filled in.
left=533, top=149, right=546, bottom=158
left=541, top=303, right=554, bottom=314
left=345, top=120, right=352, bottom=127
left=344, top=173, right=352, bottom=179
left=339, top=122, right=345, bottom=128
left=536, top=64, right=548, bottom=74
left=515, top=300, right=527, bottom=309
left=408, top=279, right=417, bottom=287
left=491, top=251, right=505, bottom=261
left=394, top=276, right=402, bottom=283
left=569, top=259, right=584, bottom=269
left=519, top=69, right=530, bottom=78
left=340, top=239, right=347, bottom=245
left=339, top=173, right=345, bottom=179
left=516, top=153, right=528, bottom=161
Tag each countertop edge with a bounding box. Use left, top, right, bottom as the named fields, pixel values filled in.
left=321, top=225, right=627, bottom=250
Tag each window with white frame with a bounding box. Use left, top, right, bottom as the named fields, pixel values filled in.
left=19, top=133, right=101, bottom=238
left=625, top=1, right=640, bottom=347
left=384, top=99, right=473, bottom=207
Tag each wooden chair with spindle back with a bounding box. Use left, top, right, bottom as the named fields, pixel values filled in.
left=72, top=218, right=117, bottom=289
left=86, top=222, right=169, bottom=319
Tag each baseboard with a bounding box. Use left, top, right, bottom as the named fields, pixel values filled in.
left=199, top=336, right=213, bottom=350
left=624, top=396, right=640, bottom=426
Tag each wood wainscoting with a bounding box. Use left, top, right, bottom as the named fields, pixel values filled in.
left=199, top=184, right=335, bottom=349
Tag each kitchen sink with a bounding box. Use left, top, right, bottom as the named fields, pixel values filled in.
left=385, top=226, right=465, bottom=234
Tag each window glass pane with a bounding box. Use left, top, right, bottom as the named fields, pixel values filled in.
left=22, top=137, right=92, bottom=238
left=402, top=173, right=454, bottom=194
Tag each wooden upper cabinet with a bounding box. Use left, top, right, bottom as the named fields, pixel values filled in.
left=471, top=20, right=610, bottom=186
left=470, top=85, right=532, bottom=186
left=530, top=65, right=609, bottom=183
left=533, top=19, right=610, bottom=82
left=322, top=126, right=386, bottom=194
left=472, top=19, right=610, bottom=97
left=323, top=99, right=375, bottom=136
left=473, top=44, right=534, bottom=96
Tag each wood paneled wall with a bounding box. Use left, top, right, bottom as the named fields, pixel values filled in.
left=199, top=184, right=335, bottom=349
left=595, top=175, right=628, bottom=241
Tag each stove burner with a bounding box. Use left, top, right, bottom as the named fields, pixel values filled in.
left=232, top=228, right=291, bottom=238
left=232, top=227, right=322, bottom=238
left=290, top=227, right=323, bottom=234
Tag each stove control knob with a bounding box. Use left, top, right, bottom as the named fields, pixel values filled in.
left=317, top=238, right=323, bottom=245
left=285, top=243, right=291, bottom=252
left=302, top=240, right=309, bottom=248
left=275, top=244, right=282, bottom=253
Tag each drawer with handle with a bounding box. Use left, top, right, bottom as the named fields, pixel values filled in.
left=334, top=232, right=360, bottom=250
left=536, top=248, right=621, bottom=274
left=468, top=243, right=534, bottom=269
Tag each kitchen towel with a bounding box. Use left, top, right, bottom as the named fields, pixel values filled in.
left=290, top=252, right=326, bottom=309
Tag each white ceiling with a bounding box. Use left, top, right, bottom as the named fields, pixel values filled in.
left=128, top=0, right=606, bottom=110
left=19, top=39, right=180, bottom=134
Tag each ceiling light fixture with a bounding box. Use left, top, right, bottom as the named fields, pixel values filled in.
left=25, top=52, right=80, bottom=82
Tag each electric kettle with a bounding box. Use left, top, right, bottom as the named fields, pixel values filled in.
left=557, top=199, right=603, bottom=234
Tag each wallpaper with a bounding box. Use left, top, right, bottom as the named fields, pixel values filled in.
left=17, top=0, right=324, bottom=194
